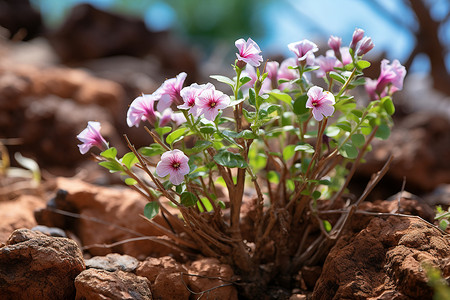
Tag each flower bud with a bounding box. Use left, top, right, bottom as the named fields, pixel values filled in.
left=236, top=59, right=247, bottom=70
left=350, top=28, right=364, bottom=52
left=356, top=37, right=374, bottom=56
left=328, top=35, right=342, bottom=61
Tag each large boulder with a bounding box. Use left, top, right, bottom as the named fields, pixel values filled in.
left=0, top=228, right=85, bottom=299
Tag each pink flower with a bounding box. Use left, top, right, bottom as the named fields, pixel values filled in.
left=277, top=58, right=299, bottom=91
left=156, top=149, right=190, bottom=185
left=196, top=87, right=230, bottom=121
left=365, top=78, right=378, bottom=100
left=179, top=83, right=214, bottom=117
left=242, top=65, right=271, bottom=94
left=235, top=38, right=263, bottom=68
left=77, top=121, right=108, bottom=154
left=288, top=39, right=318, bottom=66
left=154, top=72, right=187, bottom=111
left=306, top=86, right=335, bottom=121
left=127, top=94, right=158, bottom=127
left=266, top=61, right=279, bottom=89
left=159, top=108, right=187, bottom=127
left=356, top=36, right=374, bottom=56
left=350, top=28, right=365, bottom=52
left=315, top=55, right=338, bottom=78
left=376, top=59, right=406, bottom=93
left=328, top=35, right=342, bottom=60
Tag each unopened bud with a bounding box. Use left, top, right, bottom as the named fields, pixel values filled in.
left=350, top=28, right=364, bottom=52
left=356, top=37, right=374, bottom=56
left=328, top=35, right=342, bottom=61
left=236, top=60, right=247, bottom=70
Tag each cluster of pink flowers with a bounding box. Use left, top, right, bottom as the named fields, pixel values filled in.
left=77, top=32, right=406, bottom=187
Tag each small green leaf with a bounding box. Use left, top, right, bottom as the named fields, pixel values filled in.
left=121, top=152, right=138, bottom=169
left=154, top=126, right=172, bottom=137
left=166, top=127, right=189, bottom=145
left=242, top=108, right=256, bottom=122
left=140, top=144, right=165, bottom=156
left=339, top=142, right=358, bottom=159
left=144, top=202, right=159, bottom=220
left=336, top=121, right=352, bottom=132
left=199, top=125, right=215, bottom=134
left=293, top=94, right=309, bottom=115
left=239, top=76, right=252, bottom=85
left=375, top=124, right=391, bottom=140
left=329, top=71, right=346, bottom=84
left=351, top=133, right=365, bottom=147
left=312, top=190, right=321, bottom=200
left=210, top=75, right=235, bottom=88
left=319, top=179, right=331, bottom=185
left=351, top=109, right=363, bottom=118
left=439, top=219, right=449, bottom=231
left=249, top=88, right=256, bottom=106
left=268, top=91, right=292, bottom=105
left=99, top=161, right=123, bottom=173
left=229, top=98, right=245, bottom=106
left=267, top=170, right=280, bottom=184
left=101, top=147, right=117, bottom=159
left=213, top=150, right=248, bottom=168
left=125, top=178, right=137, bottom=185
left=185, top=140, right=212, bottom=155
left=323, top=220, right=332, bottom=232
left=180, top=192, right=197, bottom=207
left=283, top=145, right=296, bottom=161
left=294, top=143, right=315, bottom=153
left=382, top=97, right=395, bottom=115
left=356, top=60, right=371, bottom=69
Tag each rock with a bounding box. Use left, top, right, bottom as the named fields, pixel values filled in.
left=31, top=225, right=67, bottom=237
left=136, top=256, right=190, bottom=299
left=75, top=269, right=152, bottom=300
left=86, top=253, right=139, bottom=272
left=187, top=257, right=238, bottom=300
left=358, top=112, right=450, bottom=192
left=0, top=228, right=85, bottom=299
left=35, top=177, right=183, bottom=258
left=313, top=216, right=450, bottom=299
left=0, top=194, right=45, bottom=242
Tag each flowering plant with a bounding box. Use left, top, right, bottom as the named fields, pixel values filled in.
left=78, top=28, right=405, bottom=293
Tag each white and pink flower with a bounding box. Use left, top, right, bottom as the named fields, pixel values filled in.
left=288, top=39, right=318, bottom=66
left=156, top=149, right=190, bottom=185
left=77, top=121, right=108, bottom=154
left=196, top=87, right=230, bottom=121
left=235, top=38, right=263, bottom=68
left=154, top=72, right=187, bottom=111
left=306, top=86, right=335, bottom=121
left=179, top=83, right=214, bottom=117
left=127, top=94, right=158, bottom=127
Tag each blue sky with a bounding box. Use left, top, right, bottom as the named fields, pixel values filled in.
left=32, top=0, right=450, bottom=73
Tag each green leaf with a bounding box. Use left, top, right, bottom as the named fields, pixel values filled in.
left=199, top=125, right=215, bottom=134
left=124, top=178, right=137, bottom=185
left=101, top=147, right=117, bottom=159
left=121, top=152, right=138, bottom=169
left=294, top=143, right=315, bottom=153
left=312, top=190, right=321, bottom=200
left=339, top=142, right=358, bottom=159
left=213, top=150, right=248, bottom=168
left=439, top=219, right=449, bottom=231
left=210, top=75, right=235, bottom=88
left=144, top=202, right=159, bottom=220
left=323, top=220, right=332, bottom=232
left=356, top=60, right=371, bottom=69
left=166, top=127, right=189, bottom=145
left=268, top=91, right=292, bottom=105
left=382, top=97, right=395, bottom=115
left=267, top=170, right=280, bottom=184
left=351, top=109, right=363, bottom=118
left=223, top=130, right=258, bottom=140
left=336, top=121, right=352, bottom=132
left=99, top=161, right=123, bottom=173
left=197, top=197, right=214, bottom=212
left=180, top=192, right=197, bottom=207
left=375, top=124, right=391, bottom=140
left=185, top=140, right=212, bottom=155
left=154, top=126, right=172, bottom=137
left=239, top=76, right=252, bottom=85
left=293, top=94, right=309, bottom=115
left=140, top=144, right=165, bottom=157
left=249, top=88, right=256, bottom=106
left=283, top=145, right=296, bottom=161
left=229, top=98, right=245, bottom=106
left=242, top=108, right=256, bottom=122
left=329, top=71, right=346, bottom=84
left=319, top=179, right=332, bottom=185
left=351, top=134, right=365, bottom=147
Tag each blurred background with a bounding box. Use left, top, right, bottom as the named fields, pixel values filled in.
left=0, top=0, right=449, bottom=200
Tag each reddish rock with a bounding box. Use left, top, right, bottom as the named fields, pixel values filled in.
left=313, top=216, right=450, bottom=299
left=0, top=228, right=85, bottom=300
left=36, top=177, right=183, bottom=258
left=187, top=257, right=238, bottom=300
left=136, top=256, right=190, bottom=299
left=0, top=194, right=46, bottom=242
left=75, top=269, right=152, bottom=300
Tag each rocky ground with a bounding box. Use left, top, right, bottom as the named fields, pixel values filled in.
left=1, top=2, right=450, bottom=299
